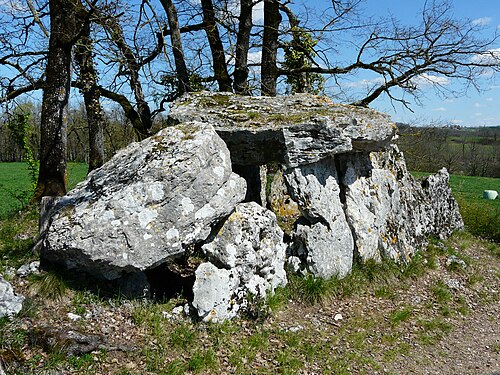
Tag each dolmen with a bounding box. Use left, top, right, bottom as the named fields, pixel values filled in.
left=39, top=92, right=463, bottom=321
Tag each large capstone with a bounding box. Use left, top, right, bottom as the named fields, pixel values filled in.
left=168, top=92, right=397, bottom=167
left=41, top=122, right=247, bottom=280
left=192, top=202, right=287, bottom=322
left=0, top=276, right=24, bottom=318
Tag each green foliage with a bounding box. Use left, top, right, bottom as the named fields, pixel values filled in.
left=416, top=318, right=452, bottom=345
left=31, top=271, right=68, bottom=301
left=389, top=307, right=412, bottom=326
left=449, top=174, right=499, bottom=242
left=431, top=280, right=453, bottom=303
left=168, top=323, right=197, bottom=350
left=288, top=273, right=331, bottom=305
left=242, top=292, right=270, bottom=322
left=283, top=27, right=325, bottom=95
left=187, top=349, right=217, bottom=372
left=0, top=207, right=37, bottom=270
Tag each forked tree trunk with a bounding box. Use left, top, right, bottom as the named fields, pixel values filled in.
left=261, top=0, right=281, bottom=96
left=35, top=0, right=80, bottom=200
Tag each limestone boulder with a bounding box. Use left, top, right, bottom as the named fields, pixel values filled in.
left=42, top=122, right=246, bottom=280
left=0, top=276, right=24, bottom=318
left=284, top=158, right=354, bottom=279
left=168, top=92, right=397, bottom=167
left=193, top=202, right=287, bottom=322
left=339, top=146, right=464, bottom=263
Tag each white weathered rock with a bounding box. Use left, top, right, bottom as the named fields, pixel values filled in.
left=339, top=147, right=464, bottom=263
left=191, top=262, right=239, bottom=322
left=16, top=261, right=40, bottom=278
left=446, top=255, right=467, bottom=270
left=284, top=157, right=354, bottom=279
left=193, top=202, right=287, bottom=321
left=42, top=122, right=246, bottom=280
left=168, top=92, right=397, bottom=167
left=0, top=275, right=24, bottom=318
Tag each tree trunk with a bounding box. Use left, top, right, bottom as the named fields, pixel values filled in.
left=233, top=0, right=253, bottom=94
left=75, top=22, right=105, bottom=173
left=200, top=0, right=232, bottom=92
left=261, top=0, right=281, bottom=96
left=160, top=0, right=191, bottom=95
left=35, top=0, right=79, bottom=200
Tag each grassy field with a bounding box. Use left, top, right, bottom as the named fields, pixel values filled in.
left=0, top=162, right=88, bottom=219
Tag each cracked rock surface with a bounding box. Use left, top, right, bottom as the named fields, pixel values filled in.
left=168, top=92, right=397, bottom=167
left=42, top=122, right=246, bottom=280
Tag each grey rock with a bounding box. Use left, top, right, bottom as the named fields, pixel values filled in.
left=446, top=255, right=467, bottom=270
left=286, top=256, right=302, bottom=273
left=284, top=157, right=354, bottom=278
left=2, top=267, right=16, bottom=280
left=168, top=92, right=397, bottom=167
left=0, top=275, right=24, bottom=318
left=34, top=327, right=105, bottom=356
left=202, top=202, right=287, bottom=292
left=444, top=278, right=462, bottom=290
left=419, top=168, right=464, bottom=239
left=16, top=261, right=40, bottom=278
left=193, top=202, right=288, bottom=321
left=339, top=146, right=464, bottom=263
left=268, top=169, right=301, bottom=236
left=192, top=262, right=239, bottom=322
left=42, top=122, right=247, bottom=280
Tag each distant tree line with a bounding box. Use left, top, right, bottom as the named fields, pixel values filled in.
left=3, top=104, right=499, bottom=180
left=396, top=124, right=500, bottom=178
left=0, top=102, right=141, bottom=164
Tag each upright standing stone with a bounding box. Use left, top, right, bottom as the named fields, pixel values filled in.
left=284, top=158, right=354, bottom=278
left=193, top=202, right=287, bottom=321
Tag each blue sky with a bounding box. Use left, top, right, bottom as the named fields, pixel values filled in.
left=349, top=0, right=500, bottom=127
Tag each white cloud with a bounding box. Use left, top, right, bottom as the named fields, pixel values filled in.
left=474, top=102, right=485, bottom=108
left=253, top=0, right=264, bottom=23
left=474, top=112, right=483, bottom=117
left=433, top=107, right=447, bottom=112
left=451, top=119, right=463, bottom=125
left=486, top=97, right=494, bottom=101
left=0, top=0, right=28, bottom=12
left=472, top=17, right=492, bottom=26
left=411, top=73, right=450, bottom=87
left=471, top=48, right=500, bottom=65
left=343, top=77, right=385, bottom=88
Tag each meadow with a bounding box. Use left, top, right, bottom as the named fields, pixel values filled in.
left=0, top=162, right=88, bottom=219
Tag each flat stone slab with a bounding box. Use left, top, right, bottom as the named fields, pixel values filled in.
left=168, top=92, right=397, bottom=167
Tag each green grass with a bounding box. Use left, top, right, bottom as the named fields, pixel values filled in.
left=0, top=162, right=88, bottom=219
left=450, top=175, right=499, bottom=242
